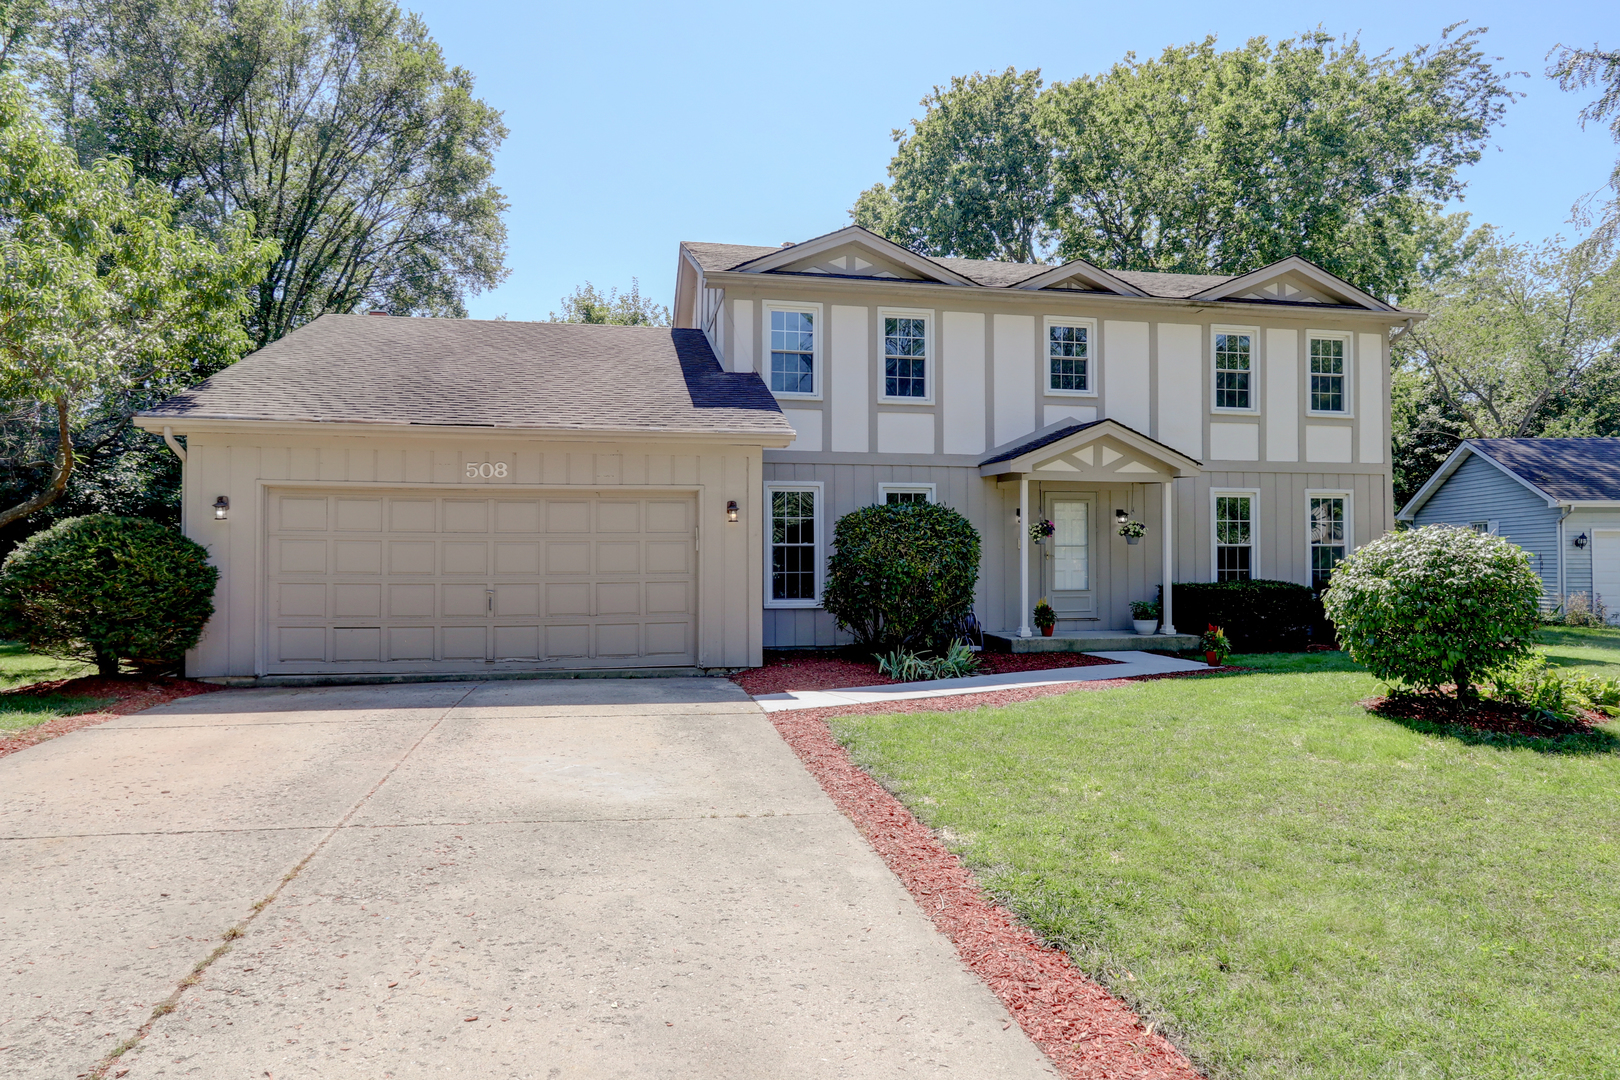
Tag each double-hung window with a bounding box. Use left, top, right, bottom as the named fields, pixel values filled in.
left=1214, top=493, right=1255, bottom=581
left=766, top=485, right=820, bottom=605
left=1213, top=329, right=1254, bottom=410
left=1047, top=320, right=1095, bottom=394
left=1309, top=495, right=1349, bottom=590
left=765, top=304, right=819, bottom=397
left=883, top=314, right=929, bottom=399
left=1308, top=334, right=1349, bottom=413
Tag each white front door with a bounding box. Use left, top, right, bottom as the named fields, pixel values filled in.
left=1041, top=493, right=1096, bottom=622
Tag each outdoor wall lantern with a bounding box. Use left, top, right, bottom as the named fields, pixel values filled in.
left=213, top=496, right=229, bottom=521
left=726, top=500, right=739, bottom=523
left=1574, top=532, right=1589, bottom=549
left=1115, top=507, right=1130, bottom=525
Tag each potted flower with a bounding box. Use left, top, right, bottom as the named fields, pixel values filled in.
left=1033, top=598, right=1057, bottom=637
left=1118, top=519, right=1147, bottom=545
left=1200, top=624, right=1231, bottom=667
left=1029, top=518, right=1055, bottom=544
left=1129, top=600, right=1160, bottom=636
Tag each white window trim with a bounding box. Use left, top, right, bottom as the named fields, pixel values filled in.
left=1305, top=489, right=1353, bottom=589
left=1042, top=315, right=1099, bottom=398
left=1210, top=487, right=1261, bottom=581
left=877, top=306, right=935, bottom=405
left=877, top=482, right=937, bottom=505
left=761, top=300, right=824, bottom=401
left=1211, top=324, right=1262, bottom=416
left=1305, top=329, right=1354, bottom=418
left=764, top=481, right=824, bottom=609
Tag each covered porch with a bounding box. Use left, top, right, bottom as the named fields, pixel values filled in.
left=978, top=418, right=1204, bottom=647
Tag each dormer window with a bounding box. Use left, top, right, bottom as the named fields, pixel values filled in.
left=763, top=302, right=821, bottom=398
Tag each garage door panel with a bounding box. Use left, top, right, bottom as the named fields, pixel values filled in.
left=268, top=490, right=696, bottom=673
left=334, top=541, right=382, bottom=573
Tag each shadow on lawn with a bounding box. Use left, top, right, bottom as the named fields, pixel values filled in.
left=1366, top=695, right=1620, bottom=756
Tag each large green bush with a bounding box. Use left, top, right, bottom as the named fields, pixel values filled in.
left=0, top=515, right=218, bottom=677
left=822, top=502, right=980, bottom=655
left=1163, top=579, right=1321, bottom=652
left=1322, top=524, right=1543, bottom=700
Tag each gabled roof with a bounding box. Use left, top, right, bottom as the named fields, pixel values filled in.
left=1012, top=259, right=1145, bottom=296
left=1189, top=256, right=1395, bottom=311
left=979, top=418, right=1203, bottom=477
left=137, top=315, right=794, bottom=440
left=1397, top=438, right=1620, bottom=519
left=724, top=226, right=977, bottom=285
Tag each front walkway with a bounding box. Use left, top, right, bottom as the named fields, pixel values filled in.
left=0, top=679, right=1055, bottom=1079
left=754, top=651, right=1210, bottom=712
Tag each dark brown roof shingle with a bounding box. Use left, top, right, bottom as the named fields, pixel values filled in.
left=139, top=315, right=793, bottom=439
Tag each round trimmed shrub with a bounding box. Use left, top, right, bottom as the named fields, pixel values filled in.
left=0, top=515, right=219, bottom=677
left=1322, top=524, right=1542, bottom=700
left=821, top=501, right=980, bottom=655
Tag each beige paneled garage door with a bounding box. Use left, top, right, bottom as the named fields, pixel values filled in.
left=266, top=490, right=696, bottom=673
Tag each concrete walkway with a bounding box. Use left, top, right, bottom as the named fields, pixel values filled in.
left=754, top=650, right=1211, bottom=712
left=0, top=679, right=1056, bottom=1079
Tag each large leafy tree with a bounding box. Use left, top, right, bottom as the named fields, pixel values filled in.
left=549, top=279, right=670, bottom=327
left=1549, top=42, right=1620, bottom=242
left=0, top=76, right=272, bottom=530
left=29, top=0, right=508, bottom=347
left=853, top=27, right=1516, bottom=301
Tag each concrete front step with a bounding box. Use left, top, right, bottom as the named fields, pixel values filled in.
left=985, top=629, right=1200, bottom=653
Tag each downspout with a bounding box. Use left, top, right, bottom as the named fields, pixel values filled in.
left=1388, top=317, right=1415, bottom=343
left=162, top=426, right=188, bottom=533
left=1556, top=505, right=1572, bottom=606
left=161, top=426, right=187, bottom=464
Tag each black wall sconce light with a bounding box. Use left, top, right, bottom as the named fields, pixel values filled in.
left=1115, top=507, right=1129, bottom=525
left=1574, top=532, right=1589, bottom=549
left=726, top=500, right=739, bottom=523
left=213, top=495, right=230, bottom=521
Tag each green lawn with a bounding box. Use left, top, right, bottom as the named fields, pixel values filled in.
left=0, top=643, right=108, bottom=734
left=831, top=639, right=1620, bottom=1080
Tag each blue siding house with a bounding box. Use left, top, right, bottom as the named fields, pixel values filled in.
left=1399, top=438, right=1620, bottom=617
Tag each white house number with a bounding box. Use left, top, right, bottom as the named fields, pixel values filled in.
left=465, top=462, right=508, bottom=479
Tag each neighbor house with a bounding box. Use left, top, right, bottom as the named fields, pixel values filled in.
left=1398, top=438, right=1620, bottom=616
left=136, top=225, right=1419, bottom=680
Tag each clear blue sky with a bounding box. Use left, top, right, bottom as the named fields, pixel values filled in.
left=401, top=0, right=1620, bottom=321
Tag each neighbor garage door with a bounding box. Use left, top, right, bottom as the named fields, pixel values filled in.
left=266, top=490, right=697, bottom=673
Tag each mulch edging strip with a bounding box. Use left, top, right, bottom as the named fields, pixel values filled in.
left=0, top=677, right=224, bottom=760
left=769, top=698, right=1206, bottom=1080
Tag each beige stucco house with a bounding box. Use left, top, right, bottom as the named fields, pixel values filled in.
left=138, top=225, right=1419, bottom=680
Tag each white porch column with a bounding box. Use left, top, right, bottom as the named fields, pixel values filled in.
left=1018, top=475, right=1031, bottom=638
left=1160, top=479, right=1176, bottom=634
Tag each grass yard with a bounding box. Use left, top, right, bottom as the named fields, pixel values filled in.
left=0, top=642, right=108, bottom=734
left=831, top=638, right=1620, bottom=1080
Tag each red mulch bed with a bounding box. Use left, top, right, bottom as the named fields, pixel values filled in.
left=731, top=648, right=1123, bottom=696
left=1363, top=692, right=1609, bottom=737
left=0, top=676, right=225, bottom=760
left=771, top=706, right=1205, bottom=1079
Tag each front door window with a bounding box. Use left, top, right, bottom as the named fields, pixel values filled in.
left=1051, top=500, right=1090, bottom=592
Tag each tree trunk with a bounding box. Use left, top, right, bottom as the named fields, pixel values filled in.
left=95, top=650, right=120, bottom=678
left=0, top=397, right=75, bottom=529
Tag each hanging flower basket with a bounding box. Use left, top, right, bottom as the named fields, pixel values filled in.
left=1029, top=518, right=1055, bottom=544
left=1119, top=520, right=1147, bottom=545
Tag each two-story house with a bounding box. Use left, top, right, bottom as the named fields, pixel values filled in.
left=136, top=225, right=1416, bottom=681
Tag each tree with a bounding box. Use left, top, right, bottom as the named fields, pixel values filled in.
left=1395, top=230, right=1620, bottom=442
left=851, top=68, right=1052, bottom=263
left=1549, top=43, right=1620, bottom=242
left=0, top=76, right=272, bottom=529
left=27, top=0, right=509, bottom=347
left=549, top=279, right=670, bottom=326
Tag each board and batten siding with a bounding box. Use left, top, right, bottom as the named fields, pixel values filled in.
left=179, top=431, right=765, bottom=677
left=1412, top=453, right=1560, bottom=602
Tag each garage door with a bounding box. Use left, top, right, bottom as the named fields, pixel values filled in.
left=1593, top=529, right=1620, bottom=624
left=266, top=491, right=697, bottom=673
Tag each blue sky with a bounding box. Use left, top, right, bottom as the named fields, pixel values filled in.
left=402, top=0, right=1620, bottom=321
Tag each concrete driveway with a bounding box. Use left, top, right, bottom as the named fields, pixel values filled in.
left=0, top=678, right=1055, bottom=1079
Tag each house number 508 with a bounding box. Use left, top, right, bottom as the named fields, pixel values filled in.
left=465, top=462, right=508, bottom=478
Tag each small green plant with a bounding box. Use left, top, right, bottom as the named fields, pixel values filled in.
left=1033, top=597, right=1056, bottom=631
left=1563, top=670, right=1620, bottom=716
left=1130, top=599, right=1161, bottom=620
left=876, top=639, right=980, bottom=681
left=1200, top=624, right=1232, bottom=662
left=1118, top=519, right=1147, bottom=539
left=1491, top=655, right=1573, bottom=721
left=1545, top=592, right=1610, bottom=627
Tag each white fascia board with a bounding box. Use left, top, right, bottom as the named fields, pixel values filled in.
left=132, top=416, right=798, bottom=448
left=1013, top=259, right=1145, bottom=296
left=1190, top=256, right=1396, bottom=312
left=979, top=418, right=1203, bottom=478
left=725, top=225, right=975, bottom=286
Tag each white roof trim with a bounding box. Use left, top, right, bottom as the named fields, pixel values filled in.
left=979, top=418, right=1202, bottom=478
left=1012, top=259, right=1145, bottom=296
left=1396, top=441, right=1560, bottom=520
left=726, top=225, right=975, bottom=286
left=1189, top=256, right=1395, bottom=312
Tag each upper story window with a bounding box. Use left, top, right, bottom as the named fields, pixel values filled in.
left=1047, top=319, right=1096, bottom=394
left=1309, top=334, right=1348, bottom=413
left=1214, top=493, right=1254, bottom=581
left=884, top=315, right=928, bottom=399
left=765, top=303, right=820, bottom=397
left=1214, top=330, right=1254, bottom=411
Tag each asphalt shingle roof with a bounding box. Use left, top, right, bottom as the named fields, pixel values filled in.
left=1471, top=438, right=1620, bottom=502
left=139, top=315, right=793, bottom=438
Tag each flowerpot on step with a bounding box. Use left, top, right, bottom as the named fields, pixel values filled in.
left=1041, top=625, right=1055, bottom=637
left=1205, top=650, right=1220, bottom=666
left=1133, top=619, right=1157, bottom=636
